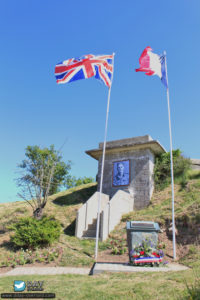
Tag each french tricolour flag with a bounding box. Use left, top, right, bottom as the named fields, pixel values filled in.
left=135, top=46, right=168, bottom=88
left=133, top=257, right=163, bottom=264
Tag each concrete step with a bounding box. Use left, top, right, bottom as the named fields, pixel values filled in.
left=82, top=229, right=97, bottom=237
left=82, top=237, right=96, bottom=240
left=88, top=223, right=97, bottom=230
left=82, top=235, right=99, bottom=239
left=82, top=217, right=101, bottom=238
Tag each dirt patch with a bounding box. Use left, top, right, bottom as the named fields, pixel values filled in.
left=0, top=233, right=10, bottom=245
left=97, top=224, right=195, bottom=264
left=0, top=266, right=12, bottom=274
left=98, top=249, right=129, bottom=263
left=158, top=230, right=188, bottom=263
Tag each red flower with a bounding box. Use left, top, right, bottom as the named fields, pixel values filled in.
left=152, top=252, right=160, bottom=257
left=140, top=251, right=145, bottom=255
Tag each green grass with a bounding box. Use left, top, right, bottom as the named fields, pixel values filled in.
left=0, top=182, right=97, bottom=229
left=180, top=244, right=200, bottom=268
left=50, top=182, right=97, bottom=206
left=58, top=233, right=109, bottom=267
left=0, top=270, right=199, bottom=300
left=1, top=177, right=200, bottom=299
left=1, top=177, right=200, bottom=268
left=188, top=170, right=200, bottom=180
left=0, top=183, right=98, bottom=267
left=1, top=178, right=200, bottom=268
left=121, top=178, right=200, bottom=226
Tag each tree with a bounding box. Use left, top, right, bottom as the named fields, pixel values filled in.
left=154, top=149, right=191, bottom=190
left=17, top=145, right=71, bottom=219
left=65, top=176, right=94, bottom=189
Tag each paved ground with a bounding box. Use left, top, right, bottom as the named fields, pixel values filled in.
left=0, top=263, right=188, bottom=277
left=0, top=267, right=91, bottom=277
left=92, top=262, right=189, bottom=274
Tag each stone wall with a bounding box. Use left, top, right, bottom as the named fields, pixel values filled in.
left=75, top=191, right=109, bottom=238
left=191, top=159, right=200, bottom=170
left=97, top=149, right=154, bottom=210
left=101, top=190, right=133, bottom=241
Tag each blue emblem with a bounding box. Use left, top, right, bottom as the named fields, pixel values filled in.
left=14, top=280, right=26, bottom=292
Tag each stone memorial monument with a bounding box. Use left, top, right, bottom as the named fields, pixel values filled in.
left=86, top=135, right=165, bottom=209
left=126, top=221, right=161, bottom=262
left=75, top=135, right=166, bottom=240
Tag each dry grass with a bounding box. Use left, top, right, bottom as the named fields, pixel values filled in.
left=0, top=177, right=200, bottom=268
left=1, top=179, right=200, bottom=299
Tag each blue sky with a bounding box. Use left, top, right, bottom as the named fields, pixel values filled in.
left=0, top=0, right=200, bottom=203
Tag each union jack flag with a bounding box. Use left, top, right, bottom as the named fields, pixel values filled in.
left=55, top=54, right=114, bottom=88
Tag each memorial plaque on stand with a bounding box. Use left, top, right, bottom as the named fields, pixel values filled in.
left=126, top=221, right=161, bottom=262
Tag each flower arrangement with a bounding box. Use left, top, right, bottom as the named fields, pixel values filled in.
left=130, top=238, right=164, bottom=266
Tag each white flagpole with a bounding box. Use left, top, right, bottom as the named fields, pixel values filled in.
left=164, top=51, right=176, bottom=260
left=95, top=53, right=115, bottom=261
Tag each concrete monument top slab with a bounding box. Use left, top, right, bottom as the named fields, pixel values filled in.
left=86, top=135, right=166, bottom=160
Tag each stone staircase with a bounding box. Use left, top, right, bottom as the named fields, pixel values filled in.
left=82, top=217, right=101, bottom=239
left=75, top=190, right=134, bottom=241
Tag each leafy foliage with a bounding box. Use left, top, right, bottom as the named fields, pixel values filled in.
left=154, top=149, right=191, bottom=190
left=0, top=247, right=63, bottom=267
left=18, top=145, right=71, bottom=195
left=17, top=145, right=72, bottom=218
left=108, top=237, right=127, bottom=255
left=8, top=216, right=62, bottom=249
left=65, top=176, right=94, bottom=189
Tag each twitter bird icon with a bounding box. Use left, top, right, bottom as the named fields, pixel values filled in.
left=14, top=280, right=26, bottom=292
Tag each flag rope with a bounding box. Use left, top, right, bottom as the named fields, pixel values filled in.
left=95, top=53, right=115, bottom=261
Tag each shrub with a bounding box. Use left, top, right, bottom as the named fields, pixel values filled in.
left=154, top=149, right=191, bottom=190
left=8, top=216, right=62, bottom=249
left=1, top=247, right=63, bottom=267
left=109, top=238, right=127, bottom=255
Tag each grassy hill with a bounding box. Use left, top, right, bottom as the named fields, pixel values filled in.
left=1, top=176, right=200, bottom=299
left=0, top=173, right=200, bottom=269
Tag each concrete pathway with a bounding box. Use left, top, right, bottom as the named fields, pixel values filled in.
left=0, top=263, right=189, bottom=277
left=92, top=262, right=189, bottom=274
left=0, top=267, right=91, bottom=277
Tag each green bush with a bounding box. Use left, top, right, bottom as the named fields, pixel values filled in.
left=8, top=216, right=62, bottom=249
left=108, top=238, right=127, bottom=255
left=154, top=149, right=191, bottom=190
